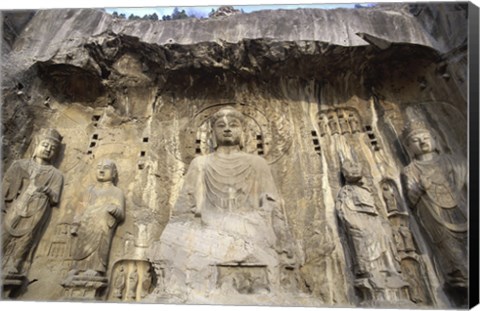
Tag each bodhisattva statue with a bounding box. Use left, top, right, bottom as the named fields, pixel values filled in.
left=69, top=159, right=125, bottom=278
left=401, top=121, right=467, bottom=289
left=158, top=106, right=296, bottom=299
left=2, top=128, right=64, bottom=277
left=335, top=160, right=409, bottom=305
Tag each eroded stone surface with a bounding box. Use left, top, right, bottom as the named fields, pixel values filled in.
left=0, top=3, right=471, bottom=308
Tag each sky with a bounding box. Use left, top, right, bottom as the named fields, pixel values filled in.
left=105, top=3, right=374, bottom=19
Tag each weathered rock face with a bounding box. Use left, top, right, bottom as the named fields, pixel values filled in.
left=0, top=3, right=472, bottom=308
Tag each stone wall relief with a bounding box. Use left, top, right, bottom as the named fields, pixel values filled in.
left=400, top=119, right=467, bottom=305
left=100, top=260, right=155, bottom=301
left=173, top=103, right=293, bottom=165
left=334, top=160, right=411, bottom=307
left=215, top=264, right=270, bottom=295
left=153, top=106, right=300, bottom=302
left=380, top=178, right=434, bottom=305
left=318, top=108, right=362, bottom=137
left=2, top=128, right=64, bottom=298
left=61, top=159, right=125, bottom=300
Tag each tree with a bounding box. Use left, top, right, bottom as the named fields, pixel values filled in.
left=171, top=7, right=188, bottom=20
left=112, top=11, right=119, bottom=18
left=149, top=13, right=159, bottom=21
left=128, top=13, right=141, bottom=20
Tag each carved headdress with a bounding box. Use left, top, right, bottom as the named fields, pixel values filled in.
left=38, top=128, right=63, bottom=144
left=401, top=120, right=442, bottom=159
left=401, top=120, right=431, bottom=144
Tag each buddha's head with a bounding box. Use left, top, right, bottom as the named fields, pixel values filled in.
left=211, top=106, right=245, bottom=148
left=96, top=159, right=118, bottom=184
left=33, top=128, right=62, bottom=163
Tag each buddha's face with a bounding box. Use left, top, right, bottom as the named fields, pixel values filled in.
left=34, top=139, right=58, bottom=162
left=407, top=131, right=434, bottom=157
left=213, top=115, right=243, bottom=146
left=342, top=161, right=362, bottom=182
left=96, top=161, right=115, bottom=182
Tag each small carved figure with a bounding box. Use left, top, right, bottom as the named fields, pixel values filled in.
left=127, top=266, right=139, bottom=300
left=112, top=264, right=126, bottom=299
left=327, top=112, right=340, bottom=135
left=140, top=266, right=152, bottom=298
left=336, top=160, right=408, bottom=304
left=318, top=113, right=328, bottom=136
left=337, top=110, right=350, bottom=134
left=2, top=128, right=64, bottom=276
left=70, top=159, right=125, bottom=277
left=398, top=224, right=416, bottom=253
left=381, top=181, right=399, bottom=213
left=401, top=121, right=468, bottom=289
left=348, top=112, right=362, bottom=133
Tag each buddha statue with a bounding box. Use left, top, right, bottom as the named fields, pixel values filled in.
left=157, top=106, right=296, bottom=300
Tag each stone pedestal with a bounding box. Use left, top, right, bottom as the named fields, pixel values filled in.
left=1, top=273, right=27, bottom=298
left=61, top=274, right=108, bottom=300
left=354, top=271, right=412, bottom=307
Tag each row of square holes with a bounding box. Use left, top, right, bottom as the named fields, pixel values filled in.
left=138, top=137, right=149, bottom=170
left=86, top=133, right=99, bottom=155
left=365, top=125, right=381, bottom=151
left=311, top=125, right=380, bottom=154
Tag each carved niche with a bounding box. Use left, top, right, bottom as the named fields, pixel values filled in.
left=107, top=260, right=156, bottom=301
left=152, top=106, right=299, bottom=300
left=381, top=179, right=434, bottom=305
left=318, top=108, right=363, bottom=137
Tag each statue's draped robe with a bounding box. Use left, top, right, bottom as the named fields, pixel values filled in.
left=2, top=159, right=63, bottom=273
left=335, top=183, right=401, bottom=278
left=159, top=151, right=290, bottom=297
left=402, top=154, right=467, bottom=286
left=72, top=184, right=125, bottom=274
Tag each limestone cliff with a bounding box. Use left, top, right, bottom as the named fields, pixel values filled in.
left=0, top=3, right=472, bottom=308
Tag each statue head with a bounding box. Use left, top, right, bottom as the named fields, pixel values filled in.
left=96, top=159, right=118, bottom=184
left=341, top=159, right=363, bottom=183
left=33, top=128, right=62, bottom=163
left=210, top=106, right=245, bottom=148
left=402, top=121, right=436, bottom=159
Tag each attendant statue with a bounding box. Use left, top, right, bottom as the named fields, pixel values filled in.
left=401, top=121, right=467, bottom=289
left=318, top=113, right=328, bottom=137
left=112, top=264, right=126, bottom=299
left=327, top=111, right=340, bottom=135
left=69, top=159, right=125, bottom=277
left=348, top=112, right=362, bottom=134
left=140, top=266, right=152, bottom=298
left=381, top=181, right=399, bottom=213
left=335, top=160, right=409, bottom=304
left=158, top=106, right=296, bottom=298
left=127, top=266, right=139, bottom=300
left=2, top=128, right=64, bottom=277
left=337, top=110, right=350, bottom=134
